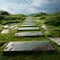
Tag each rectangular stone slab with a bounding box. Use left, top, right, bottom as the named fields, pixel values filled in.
left=21, top=25, right=36, bottom=27
left=22, top=23, right=35, bottom=25
left=18, top=27, right=39, bottom=30
left=14, top=32, right=43, bottom=36
left=3, top=41, right=55, bottom=52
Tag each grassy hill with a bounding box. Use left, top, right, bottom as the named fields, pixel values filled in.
left=0, top=11, right=60, bottom=60
left=0, top=10, right=26, bottom=25
left=33, top=12, right=60, bottom=37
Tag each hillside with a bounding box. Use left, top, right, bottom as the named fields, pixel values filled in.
left=0, top=11, right=60, bottom=60
left=33, top=12, right=60, bottom=37
left=0, top=10, right=26, bottom=25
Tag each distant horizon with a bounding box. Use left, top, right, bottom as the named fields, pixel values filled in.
left=0, top=0, right=60, bottom=15
left=0, top=10, right=60, bottom=15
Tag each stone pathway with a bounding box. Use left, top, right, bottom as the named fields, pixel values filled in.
left=15, top=17, right=43, bottom=37
left=3, top=17, right=55, bottom=54
left=49, top=37, right=60, bottom=46
left=21, top=17, right=36, bottom=27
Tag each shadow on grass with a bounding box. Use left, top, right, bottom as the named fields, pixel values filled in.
left=3, top=50, right=58, bottom=56
left=0, top=42, right=6, bottom=47
left=14, top=35, right=45, bottom=38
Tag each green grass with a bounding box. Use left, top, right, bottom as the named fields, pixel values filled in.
left=0, top=17, right=60, bottom=60
left=45, top=25, right=60, bottom=37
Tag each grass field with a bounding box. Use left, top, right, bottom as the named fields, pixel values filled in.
left=0, top=17, right=60, bottom=60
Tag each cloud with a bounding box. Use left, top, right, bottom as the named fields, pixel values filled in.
left=30, top=0, right=60, bottom=13
left=0, top=1, right=40, bottom=14
left=0, top=0, right=60, bottom=14
left=31, top=0, right=49, bottom=7
left=27, top=8, right=40, bottom=13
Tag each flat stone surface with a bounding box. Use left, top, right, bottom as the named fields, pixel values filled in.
left=9, top=26, right=15, bottom=29
left=18, top=27, right=39, bottom=30
left=14, top=32, right=43, bottom=36
left=22, top=22, right=35, bottom=24
left=21, top=24, right=36, bottom=27
left=22, top=23, right=35, bottom=26
left=49, top=37, right=60, bottom=46
left=22, top=23, right=35, bottom=25
left=3, top=41, right=55, bottom=52
left=1, top=29, right=9, bottom=34
left=3, top=25, right=8, bottom=28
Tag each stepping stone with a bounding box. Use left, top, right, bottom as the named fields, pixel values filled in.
left=21, top=25, right=36, bottom=27
left=49, top=37, right=60, bottom=46
left=14, top=32, right=43, bottom=37
left=22, top=23, right=35, bottom=25
left=3, top=25, right=8, bottom=28
left=22, top=22, right=35, bottom=24
left=1, top=29, right=9, bottom=34
left=9, top=26, right=14, bottom=29
left=22, top=23, right=35, bottom=26
left=3, top=41, right=55, bottom=55
left=18, top=27, right=39, bottom=30
left=22, top=24, right=35, bottom=26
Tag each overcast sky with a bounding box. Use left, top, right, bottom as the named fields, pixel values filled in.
left=0, top=0, right=60, bottom=14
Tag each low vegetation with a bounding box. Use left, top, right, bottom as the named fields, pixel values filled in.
left=0, top=11, right=60, bottom=60
left=45, top=12, right=60, bottom=26
left=33, top=12, right=60, bottom=37
left=0, top=11, right=26, bottom=25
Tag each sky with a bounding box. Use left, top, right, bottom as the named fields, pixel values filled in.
left=0, top=0, right=60, bottom=15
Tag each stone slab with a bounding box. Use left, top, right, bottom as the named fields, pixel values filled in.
left=18, top=27, right=39, bottom=30
left=21, top=23, right=35, bottom=25
left=14, top=32, right=43, bottom=37
left=1, top=29, right=9, bottom=34
left=3, top=41, right=55, bottom=52
left=21, top=25, right=36, bottom=27
left=3, top=25, right=8, bottom=28
left=49, top=37, right=60, bottom=46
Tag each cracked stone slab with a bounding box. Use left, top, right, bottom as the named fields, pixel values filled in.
left=14, top=32, right=43, bottom=37
left=18, top=27, right=39, bottom=30
left=3, top=41, right=55, bottom=53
